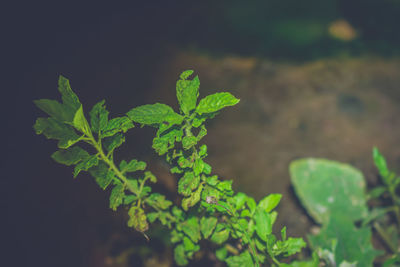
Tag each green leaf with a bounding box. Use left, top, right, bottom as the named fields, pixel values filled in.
left=225, top=251, right=253, bottom=267
left=196, top=92, right=240, bottom=115
left=200, top=216, right=218, bottom=239
left=179, top=70, right=194, bottom=80
left=199, top=144, right=207, bottom=157
left=196, top=125, right=207, bottom=141
left=120, top=159, right=147, bottom=174
left=34, top=117, right=82, bottom=148
left=51, top=146, right=89, bottom=166
left=102, top=117, right=134, bottom=137
left=178, top=172, right=200, bottom=197
left=89, top=100, right=109, bottom=134
left=176, top=71, right=200, bottom=115
left=367, top=186, right=386, bottom=200
left=58, top=75, right=81, bottom=111
left=258, top=194, right=282, bottom=212
left=89, top=162, right=114, bottom=189
left=280, top=252, right=320, bottom=267
left=232, top=192, right=248, bottom=210
left=174, top=244, right=189, bottom=266
left=193, top=159, right=204, bottom=176
left=373, top=147, right=390, bottom=180
left=127, top=103, right=183, bottom=126
left=74, top=155, right=99, bottom=177
left=109, top=184, right=125, bottom=211
left=147, top=193, right=173, bottom=210
left=127, top=206, right=148, bottom=232
left=272, top=237, right=307, bottom=257
left=210, top=224, right=230, bottom=244
left=152, top=128, right=183, bottom=155
left=215, top=247, right=228, bottom=261
left=182, top=136, right=197, bottom=150
left=217, top=180, right=233, bottom=192
left=103, top=133, right=125, bottom=152
left=72, top=105, right=90, bottom=134
left=290, top=158, right=368, bottom=224
left=179, top=216, right=201, bottom=243
left=182, top=184, right=203, bottom=211
left=253, top=208, right=272, bottom=241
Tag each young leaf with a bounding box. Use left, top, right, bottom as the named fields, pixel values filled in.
left=179, top=216, right=201, bottom=243
left=89, top=100, right=109, bottom=134
left=34, top=117, right=82, bottom=148
left=225, top=251, right=253, bottom=267
left=127, top=206, right=149, bottom=232
left=258, top=194, right=282, bottom=212
left=109, top=184, right=125, bottom=211
left=373, top=147, right=390, bottom=179
left=127, top=103, right=183, bottom=126
left=51, top=146, right=89, bottom=166
left=74, top=155, right=99, bottom=177
left=196, top=92, right=240, bottom=115
left=253, top=208, right=272, bottom=241
left=176, top=71, right=200, bottom=115
left=200, top=216, right=218, bottom=239
left=182, top=183, right=203, bottom=211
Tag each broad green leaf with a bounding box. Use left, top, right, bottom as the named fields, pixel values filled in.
left=196, top=125, right=207, bottom=141
left=210, top=224, right=230, bottom=244
left=72, top=105, right=90, bottom=134
left=174, top=244, right=188, bottom=266
left=246, top=197, right=257, bottom=214
left=225, top=251, right=253, bottom=267
left=182, top=184, right=203, bottom=211
left=109, top=184, right=125, bottom=211
left=309, top=215, right=382, bottom=267
left=103, top=133, right=125, bottom=152
left=123, top=194, right=137, bottom=205
left=361, top=207, right=388, bottom=227
left=89, top=162, right=114, bottom=189
left=127, top=103, right=183, bottom=126
left=198, top=144, right=207, bottom=157
left=206, top=175, right=219, bottom=186
left=373, top=147, right=390, bottom=180
left=126, top=179, right=140, bottom=195
left=89, top=100, right=109, bottom=134
left=182, top=236, right=197, bottom=252
left=34, top=99, right=76, bottom=123
left=200, top=216, right=218, bottom=238
left=34, top=117, right=82, bottom=148
left=120, top=159, right=147, bottom=174
left=196, top=92, right=240, bottom=115
left=102, top=117, right=134, bottom=137
left=147, top=212, right=159, bottom=223
left=258, top=194, right=282, bottom=212
left=51, top=146, right=89, bottom=166
left=193, top=159, right=204, bottom=176
left=217, top=180, right=233, bottom=192
left=232, top=192, right=247, bottom=210
left=176, top=71, right=200, bottom=114
left=203, top=162, right=212, bottom=174
left=215, top=247, right=228, bottom=261
left=58, top=75, right=81, bottom=111
left=182, top=135, right=197, bottom=150
left=253, top=208, right=272, bottom=241
left=179, top=216, right=201, bottom=243
left=290, top=158, right=368, bottom=224
left=178, top=172, right=200, bottom=197
left=147, top=193, right=173, bottom=210
left=127, top=206, right=148, bottom=232
left=74, top=155, right=99, bottom=177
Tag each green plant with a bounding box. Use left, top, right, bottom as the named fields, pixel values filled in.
left=290, top=149, right=400, bottom=266
left=34, top=71, right=306, bottom=266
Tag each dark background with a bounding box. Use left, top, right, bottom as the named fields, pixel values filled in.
left=3, top=1, right=400, bottom=266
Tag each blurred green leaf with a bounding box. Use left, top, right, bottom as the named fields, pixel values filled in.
left=174, top=244, right=188, bottom=266
left=147, top=193, right=172, bottom=210
left=210, top=224, right=230, bottom=244
left=253, top=208, right=272, bottom=241
left=128, top=206, right=148, bottom=232
left=258, top=193, right=282, bottom=212
left=180, top=216, right=201, bottom=243
left=200, top=216, right=218, bottom=239
left=225, top=251, right=253, bottom=267
left=51, top=146, right=89, bottom=166
left=89, top=162, right=114, bottom=189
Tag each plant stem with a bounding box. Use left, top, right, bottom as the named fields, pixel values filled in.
left=373, top=221, right=397, bottom=253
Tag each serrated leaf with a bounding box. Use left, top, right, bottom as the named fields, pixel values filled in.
left=176, top=72, right=200, bottom=115
left=210, top=224, right=230, bottom=244
left=180, top=216, right=201, bottom=243
left=174, top=244, right=189, bottom=266
left=254, top=208, right=272, bottom=241
left=89, top=162, right=114, bottom=189
left=103, top=133, right=125, bottom=152
left=127, top=206, right=148, bottom=232
left=196, top=92, right=240, bottom=115
left=200, top=216, right=218, bottom=238
left=51, top=146, right=89, bottom=166
left=34, top=117, right=82, bottom=148
left=120, top=159, right=147, bottom=174
left=147, top=193, right=172, bottom=210
left=258, top=194, right=282, bottom=212
left=290, top=158, right=368, bottom=224
left=178, top=172, right=199, bottom=197
left=74, top=155, right=99, bottom=177
left=225, top=251, right=253, bottom=267
left=109, top=184, right=125, bottom=211
left=89, top=100, right=109, bottom=134
left=102, top=117, right=134, bottom=137
left=182, top=183, right=203, bottom=211
left=193, top=159, right=204, bottom=176
left=127, top=103, right=183, bottom=126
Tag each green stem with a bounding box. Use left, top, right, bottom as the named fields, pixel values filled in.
left=373, top=221, right=397, bottom=253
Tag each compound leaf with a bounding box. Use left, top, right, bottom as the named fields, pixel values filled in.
left=120, top=159, right=147, bottom=174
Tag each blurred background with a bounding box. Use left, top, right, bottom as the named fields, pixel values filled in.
left=3, top=0, right=400, bottom=266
